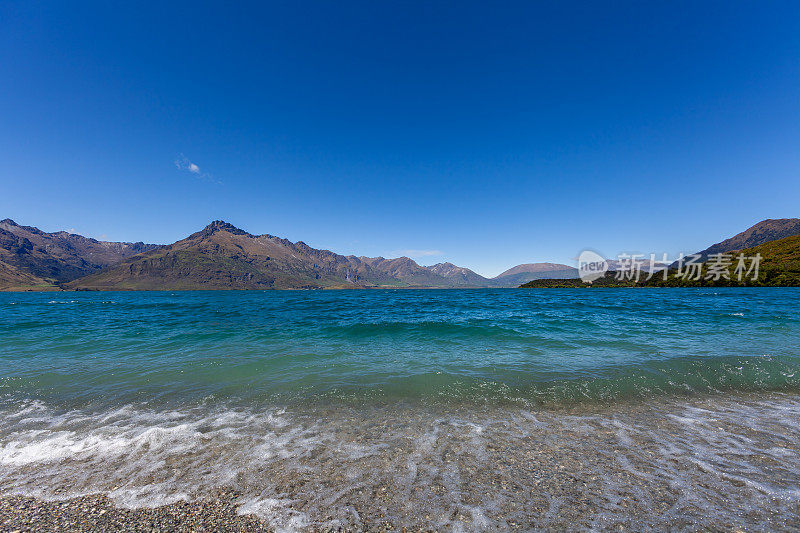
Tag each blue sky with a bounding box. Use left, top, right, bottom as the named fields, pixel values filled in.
left=1, top=1, right=798, bottom=276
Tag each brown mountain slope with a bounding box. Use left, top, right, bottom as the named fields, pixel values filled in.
left=0, top=259, right=57, bottom=291
left=0, top=219, right=159, bottom=283
left=67, top=221, right=462, bottom=290
left=697, top=218, right=800, bottom=258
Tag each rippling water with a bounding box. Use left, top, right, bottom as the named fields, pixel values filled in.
left=2, top=288, right=800, bottom=529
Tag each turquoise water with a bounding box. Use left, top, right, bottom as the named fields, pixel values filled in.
left=2, top=288, right=800, bottom=529
left=2, top=288, right=799, bottom=406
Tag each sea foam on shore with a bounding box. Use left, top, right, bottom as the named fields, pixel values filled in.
left=2, top=393, right=800, bottom=530
left=3, top=289, right=800, bottom=529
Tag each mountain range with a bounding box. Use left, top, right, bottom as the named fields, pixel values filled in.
left=0, top=219, right=574, bottom=291
left=0, top=219, right=158, bottom=290
left=3, top=217, right=797, bottom=291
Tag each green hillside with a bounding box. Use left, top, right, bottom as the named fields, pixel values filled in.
left=647, top=234, right=800, bottom=287
left=520, top=235, right=800, bottom=288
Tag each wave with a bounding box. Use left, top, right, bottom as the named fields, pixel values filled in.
left=299, top=353, right=800, bottom=406
left=3, top=353, right=799, bottom=410
left=2, top=393, right=800, bottom=529
left=321, top=319, right=527, bottom=340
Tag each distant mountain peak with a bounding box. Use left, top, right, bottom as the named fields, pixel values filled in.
left=0, top=218, right=18, bottom=226
left=490, top=262, right=579, bottom=286
left=423, top=261, right=491, bottom=286
left=495, top=263, right=574, bottom=278
left=200, top=220, right=251, bottom=236
left=426, top=262, right=463, bottom=275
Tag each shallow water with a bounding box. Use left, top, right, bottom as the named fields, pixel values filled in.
left=1, top=288, right=800, bottom=529
left=2, top=394, right=800, bottom=530
left=2, top=288, right=799, bottom=406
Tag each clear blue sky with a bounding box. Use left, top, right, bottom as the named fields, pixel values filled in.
left=1, top=1, right=798, bottom=276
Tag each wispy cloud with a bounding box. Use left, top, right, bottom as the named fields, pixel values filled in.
left=174, top=154, right=220, bottom=183
left=389, top=249, right=444, bottom=258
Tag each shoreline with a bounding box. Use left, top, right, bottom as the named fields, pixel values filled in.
left=5, top=285, right=800, bottom=292
left=3, top=289, right=799, bottom=530
left=3, top=392, right=800, bottom=530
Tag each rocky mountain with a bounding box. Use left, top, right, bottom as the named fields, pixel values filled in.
left=0, top=259, right=55, bottom=290
left=0, top=218, right=159, bottom=285
left=694, top=218, right=800, bottom=259
left=15, top=216, right=795, bottom=291
left=424, top=262, right=491, bottom=286
left=492, top=262, right=579, bottom=287
left=357, top=256, right=458, bottom=287
left=66, top=221, right=472, bottom=290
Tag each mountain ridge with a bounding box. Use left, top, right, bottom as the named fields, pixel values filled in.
left=65, top=221, right=465, bottom=290
left=59, top=221, right=580, bottom=290
left=5, top=217, right=796, bottom=291
left=0, top=218, right=159, bottom=285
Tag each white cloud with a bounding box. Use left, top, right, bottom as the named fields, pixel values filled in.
left=389, top=249, right=444, bottom=258
left=175, top=154, right=192, bottom=172
left=175, top=154, right=219, bottom=183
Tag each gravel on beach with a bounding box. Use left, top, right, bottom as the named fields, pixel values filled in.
left=0, top=492, right=274, bottom=533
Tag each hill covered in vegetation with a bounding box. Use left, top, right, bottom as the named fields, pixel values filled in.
left=521, top=234, right=800, bottom=288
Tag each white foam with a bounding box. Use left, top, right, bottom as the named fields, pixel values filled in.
left=1, top=396, right=800, bottom=529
